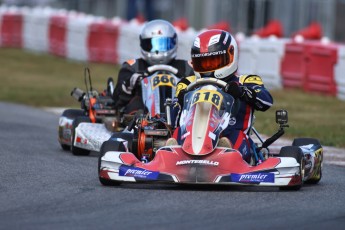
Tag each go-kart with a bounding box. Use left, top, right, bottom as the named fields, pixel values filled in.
left=71, top=64, right=181, bottom=157
left=98, top=78, right=323, bottom=190
left=58, top=68, right=116, bottom=154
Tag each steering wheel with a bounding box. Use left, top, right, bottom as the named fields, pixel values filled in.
left=147, top=64, right=178, bottom=75
left=186, top=78, right=227, bottom=92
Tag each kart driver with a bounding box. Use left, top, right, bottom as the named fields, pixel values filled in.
left=113, top=19, right=194, bottom=114
left=175, top=29, right=273, bottom=163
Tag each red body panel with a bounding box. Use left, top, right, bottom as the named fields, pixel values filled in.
left=120, top=147, right=281, bottom=183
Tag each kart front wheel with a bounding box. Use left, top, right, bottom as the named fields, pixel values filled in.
left=60, top=144, right=70, bottom=151
left=59, top=109, right=85, bottom=151
left=71, top=116, right=91, bottom=156
left=279, top=146, right=305, bottom=191
left=98, top=140, right=126, bottom=186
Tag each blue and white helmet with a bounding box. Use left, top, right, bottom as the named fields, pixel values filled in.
left=140, top=19, right=178, bottom=65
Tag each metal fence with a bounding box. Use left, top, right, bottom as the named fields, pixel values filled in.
left=2, top=0, right=344, bottom=41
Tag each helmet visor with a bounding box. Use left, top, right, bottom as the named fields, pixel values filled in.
left=192, top=50, right=231, bottom=73
left=141, top=37, right=176, bottom=52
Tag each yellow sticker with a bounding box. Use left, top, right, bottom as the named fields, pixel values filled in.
left=191, top=89, right=223, bottom=110
left=243, top=75, right=263, bottom=85
left=151, top=74, right=177, bottom=90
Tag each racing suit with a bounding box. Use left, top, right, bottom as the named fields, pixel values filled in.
left=113, top=58, right=194, bottom=114
left=175, top=74, right=273, bottom=162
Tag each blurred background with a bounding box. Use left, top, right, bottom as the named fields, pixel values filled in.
left=1, top=0, right=345, bottom=42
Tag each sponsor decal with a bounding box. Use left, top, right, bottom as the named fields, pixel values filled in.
left=181, top=131, right=190, bottom=140
left=119, top=165, right=159, bottom=180
left=176, top=160, right=219, bottom=166
left=231, top=172, right=274, bottom=183
left=192, top=50, right=226, bottom=58
left=209, top=34, right=221, bottom=46
left=228, top=117, right=236, bottom=126
left=223, top=32, right=229, bottom=45
left=193, top=37, right=200, bottom=48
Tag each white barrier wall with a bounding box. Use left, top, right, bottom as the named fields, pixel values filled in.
left=176, top=28, right=197, bottom=61
left=117, top=20, right=142, bottom=64
left=23, top=7, right=52, bottom=52
left=66, top=13, right=95, bottom=62
left=335, top=45, right=345, bottom=100
left=238, top=37, right=288, bottom=89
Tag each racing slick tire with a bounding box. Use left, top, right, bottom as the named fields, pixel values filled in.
left=98, top=140, right=126, bottom=186
left=279, top=146, right=305, bottom=191
left=292, top=138, right=323, bottom=184
left=59, top=109, right=85, bottom=151
left=71, top=116, right=91, bottom=156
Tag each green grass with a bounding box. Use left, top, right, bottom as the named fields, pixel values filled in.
left=0, top=48, right=118, bottom=107
left=1, top=48, right=345, bottom=148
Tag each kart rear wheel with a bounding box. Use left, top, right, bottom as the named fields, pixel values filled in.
left=71, top=116, right=91, bottom=156
left=293, top=138, right=323, bottom=184
left=98, top=140, right=126, bottom=186
left=292, top=137, right=321, bottom=147
left=279, top=146, right=304, bottom=191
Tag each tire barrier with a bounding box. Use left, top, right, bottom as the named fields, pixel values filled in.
left=0, top=9, right=23, bottom=47
left=281, top=42, right=309, bottom=89
left=0, top=5, right=344, bottom=100
left=48, top=13, right=67, bottom=57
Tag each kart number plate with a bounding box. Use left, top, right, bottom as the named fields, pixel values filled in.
left=151, top=74, right=176, bottom=89
left=191, top=89, right=223, bottom=110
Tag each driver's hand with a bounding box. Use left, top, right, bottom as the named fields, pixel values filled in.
left=122, top=73, right=143, bottom=95
left=225, top=82, right=257, bottom=104
left=224, top=81, right=242, bottom=99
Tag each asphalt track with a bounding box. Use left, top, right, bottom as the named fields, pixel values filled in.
left=0, top=102, right=345, bottom=230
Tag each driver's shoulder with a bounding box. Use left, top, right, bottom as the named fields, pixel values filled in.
left=238, top=74, right=264, bottom=85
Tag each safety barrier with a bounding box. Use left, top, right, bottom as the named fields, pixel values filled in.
left=281, top=42, right=309, bottom=88
left=0, top=9, right=22, bottom=47
left=335, top=45, right=345, bottom=100
left=87, top=19, right=121, bottom=64
left=1, top=5, right=345, bottom=101
left=23, top=7, right=52, bottom=52
left=238, top=37, right=287, bottom=89
left=304, top=42, right=337, bottom=96
left=117, top=20, right=142, bottom=64
left=48, top=13, right=67, bottom=57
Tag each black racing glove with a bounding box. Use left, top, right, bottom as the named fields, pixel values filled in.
left=122, top=73, right=146, bottom=95
left=224, top=82, right=242, bottom=99
left=240, top=86, right=257, bottom=105
left=224, top=82, right=257, bottom=104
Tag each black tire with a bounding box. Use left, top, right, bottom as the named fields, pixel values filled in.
left=71, top=116, right=92, bottom=156
left=98, top=140, right=126, bottom=186
left=292, top=138, right=323, bottom=184
left=279, top=146, right=304, bottom=191
left=292, top=137, right=321, bottom=147
left=61, top=109, right=85, bottom=118
left=59, top=109, right=85, bottom=151
left=61, top=144, right=70, bottom=151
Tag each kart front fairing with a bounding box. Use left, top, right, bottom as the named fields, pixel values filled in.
left=179, top=85, right=234, bottom=155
